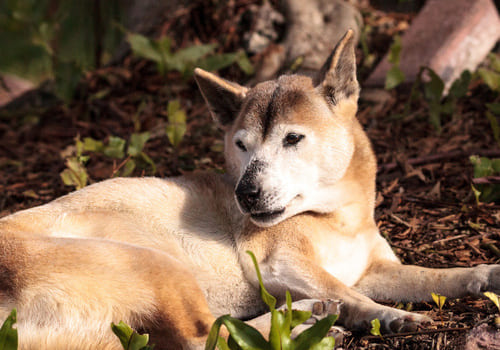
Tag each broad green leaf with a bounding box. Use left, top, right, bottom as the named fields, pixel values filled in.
left=484, top=292, right=500, bottom=312
left=128, top=132, right=150, bottom=157
left=139, top=152, right=157, bottom=174
left=168, top=43, right=217, bottom=74
left=385, top=66, right=405, bottom=90
left=291, top=310, right=312, bottom=329
left=216, top=337, right=232, bottom=350
left=431, top=292, right=446, bottom=310
left=370, top=318, right=381, bottom=336
left=487, top=103, right=500, bottom=115
left=428, top=102, right=442, bottom=133
left=387, top=35, right=402, bottom=66
left=104, top=136, right=126, bottom=159
left=174, top=44, right=217, bottom=64
left=111, top=321, right=153, bottom=350
left=470, top=156, right=494, bottom=178
left=127, top=33, right=162, bottom=63
left=294, top=314, right=337, bottom=350
left=246, top=251, right=276, bottom=311
left=489, top=53, right=500, bottom=73
left=197, top=53, right=239, bottom=73
left=448, top=70, right=471, bottom=99
left=220, top=315, right=272, bottom=350
left=423, top=68, right=444, bottom=102
left=119, top=159, right=136, bottom=177
left=236, top=52, right=254, bottom=75
left=492, top=159, right=500, bottom=173
left=54, top=59, right=83, bottom=102
left=166, top=100, right=187, bottom=148
left=228, top=336, right=243, bottom=350
left=205, top=317, right=224, bottom=350
left=269, top=310, right=290, bottom=350
left=83, top=137, right=104, bottom=153
left=309, top=336, right=335, bottom=350
left=0, top=309, right=18, bottom=350
left=60, top=157, right=88, bottom=189
left=478, top=68, right=500, bottom=92
left=486, top=111, right=500, bottom=147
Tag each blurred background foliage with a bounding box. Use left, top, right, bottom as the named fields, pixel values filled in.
left=0, top=0, right=125, bottom=100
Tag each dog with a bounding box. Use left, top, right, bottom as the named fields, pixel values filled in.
left=0, top=30, right=499, bottom=349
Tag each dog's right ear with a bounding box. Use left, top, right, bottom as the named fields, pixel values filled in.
left=194, top=68, right=248, bottom=128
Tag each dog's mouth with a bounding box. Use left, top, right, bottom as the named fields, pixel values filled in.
left=250, top=208, right=285, bottom=223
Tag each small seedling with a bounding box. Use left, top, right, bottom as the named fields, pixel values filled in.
left=60, top=136, right=90, bottom=190
left=370, top=319, right=382, bottom=338
left=431, top=292, right=447, bottom=323
left=166, top=100, right=187, bottom=149
left=469, top=156, right=500, bottom=203
left=111, top=321, right=154, bottom=350
left=484, top=292, right=500, bottom=328
left=431, top=293, right=446, bottom=311
left=385, top=35, right=405, bottom=90
left=0, top=309, right=18, bottom=350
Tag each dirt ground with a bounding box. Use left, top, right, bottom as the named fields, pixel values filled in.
left=0, top=1, right=499, bottom=349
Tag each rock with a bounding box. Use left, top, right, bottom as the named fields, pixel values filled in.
left=365, top=0, right=500, bottom=93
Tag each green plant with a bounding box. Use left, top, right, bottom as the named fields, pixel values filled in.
left=0, top=309, right=18, bottom=350
left=60, top=131, right=156, bottom=189
left=111, top=321, right=154, bottom=350
left=431, top=293, right=446, bottom=311
left=166, top=100, right=187, bottom=148
left=478, top=53, right=500, bottom=92
left=0, top=0, right=126, bottom=101
left=369, top=319, right=381, bottom=337
left=403, top=67, right=471, bottom=132
left=486, top=103, right=500, bottom=147
left=127, top=33, right=253, bottom=77
left=205, top=251, right=338, bottom=350
left=385, top=35, right=405, bottom=90
left=470, top=156, right=500, bottom=203
left=60, top=136, right=90, bottom=190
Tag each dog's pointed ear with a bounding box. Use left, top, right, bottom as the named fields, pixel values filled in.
left=194, top=68, right=248, bottom=128
left=314, top=30, right=359, bottom=106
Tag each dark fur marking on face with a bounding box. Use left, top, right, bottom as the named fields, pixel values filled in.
left=263, top=85, right=281, bottom=139
left=262, top=86, right=307, bottom=139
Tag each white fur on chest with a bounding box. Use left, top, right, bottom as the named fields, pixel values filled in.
left=314, top=233, right=371, bottom=287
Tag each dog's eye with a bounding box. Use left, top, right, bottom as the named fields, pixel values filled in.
left=235, top=140, right=247, bottom=152
left=284, top=133, right=304, bottom=146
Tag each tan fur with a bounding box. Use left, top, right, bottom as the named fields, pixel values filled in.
left=1, top=31, right=499, bottom=349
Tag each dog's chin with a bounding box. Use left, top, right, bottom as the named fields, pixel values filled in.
left=249, top=208, right=286, bottom=227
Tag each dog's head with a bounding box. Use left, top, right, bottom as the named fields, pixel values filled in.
left=194, top=30, right=360, bottom=227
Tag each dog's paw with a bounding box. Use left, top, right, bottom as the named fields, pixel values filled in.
left=353, top=306, right=432, bottom=335
left=468, top=264, right=500, bottom=295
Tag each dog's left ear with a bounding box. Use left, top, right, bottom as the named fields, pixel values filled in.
left=314, top=30, right=359, bottom=107
left=194, top=68, right=248, bottom=128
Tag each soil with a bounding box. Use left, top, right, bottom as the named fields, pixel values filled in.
left=0, top=1, right=499, bottom=349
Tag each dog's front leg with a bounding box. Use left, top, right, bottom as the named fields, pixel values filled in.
left=239, top=250, right=431, bottom=334
left=354, top=259, right=500, bottom=302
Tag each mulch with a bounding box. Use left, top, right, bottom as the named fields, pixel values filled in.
left=0, top=1, right=499, bottom=349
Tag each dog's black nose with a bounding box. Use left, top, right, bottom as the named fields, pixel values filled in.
left=235, top=182, right=261, bottom=212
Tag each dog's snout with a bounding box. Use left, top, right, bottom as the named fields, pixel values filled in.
left=235, top=182, right=261, bottom=212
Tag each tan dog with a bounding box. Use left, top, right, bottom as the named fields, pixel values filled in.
left=1, top=30, right=499, bottom=349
